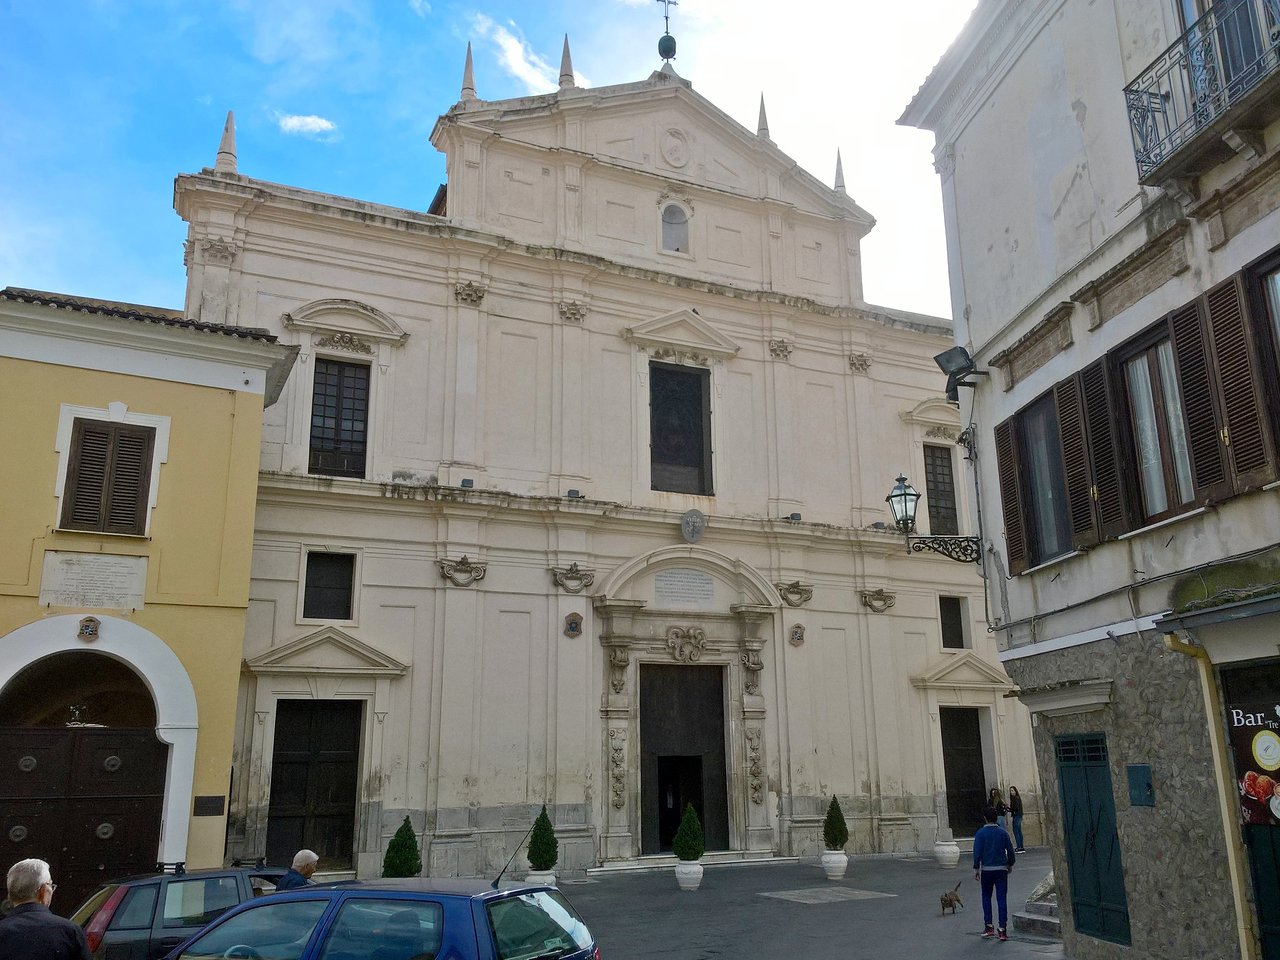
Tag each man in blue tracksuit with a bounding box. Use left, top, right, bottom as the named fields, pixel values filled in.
left=972, top=806, right=1017, bottom=941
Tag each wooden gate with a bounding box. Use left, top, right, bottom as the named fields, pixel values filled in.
left=1056, top=734, right=1131, bottom=945
left=0, top=727, right=167, bottom=915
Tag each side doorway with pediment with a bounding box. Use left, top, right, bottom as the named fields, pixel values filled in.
left=911, top=651, right=1017, bottom=842
left=233, top=627, right=406, bottom=876
left=594, top=546, right=780, bottom=862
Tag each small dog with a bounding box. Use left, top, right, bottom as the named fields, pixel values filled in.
left=941, top=881, right=964, bottom=915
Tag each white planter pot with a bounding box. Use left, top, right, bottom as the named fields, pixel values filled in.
left=934, top=840, right=961, bottom=869
left=820, top=850, right=848, bottom=880
left=525, top=869, right=557, bottom=886
left=674, top=860, right=703, bottom=891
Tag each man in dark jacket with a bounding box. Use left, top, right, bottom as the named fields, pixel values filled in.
left=0, top=859, right=91, bottom=960
left=972, top=806, right=1017, bottom=941
left=276, top=849, right=319, bottom=891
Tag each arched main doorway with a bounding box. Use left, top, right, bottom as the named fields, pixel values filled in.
left=0, top=651, right=169, bottom=914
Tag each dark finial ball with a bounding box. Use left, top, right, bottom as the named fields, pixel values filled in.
left=658, top=33, right=676, bottom=60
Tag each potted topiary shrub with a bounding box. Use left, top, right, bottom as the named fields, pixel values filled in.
left=820, top=796, right=849, bottom=880
left=526, top=804, right=559, bottom=885
left=672, top=803, right=705, bottom=891
left=382, top=815, right=423, bottom=878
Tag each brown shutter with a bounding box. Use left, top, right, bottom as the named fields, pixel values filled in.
left=1204, top=276, right=1276, bottom=490
left=103, top=424, right=155, bottom=536
left=61, top=419, right=111, bottom=530
left=60, top=419, right=154, bottom=535
left=1054, top=377, right=1100, bottom=548
left=993, top=418, right=1028, bottom=575
left=1170, top=301, right=1233, bottom=502
left=1080, top=359, right=1129, bottom=539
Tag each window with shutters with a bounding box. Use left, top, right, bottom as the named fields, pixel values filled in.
left=1020, top=393, right=1073, bottom=566
left=650, top=361, right=713, bottom=495
left=309, top=359, right=369, bottom=479
left=1117, top=333, right=1194, bottom=522
left=59, top=418, right=157, bottom=536
left=994, top=261, right=1280, bottom=574
left=923, top=444, right=959, bottom=535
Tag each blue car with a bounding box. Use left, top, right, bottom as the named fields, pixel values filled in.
left=162, top=879, right=599, bottom=960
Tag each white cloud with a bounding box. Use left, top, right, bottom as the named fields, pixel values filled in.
left=409, top=0, right=431, bottom=17
left=470, top=14, right=558, bottom=95
left=275, top=112, right=340, bottom=140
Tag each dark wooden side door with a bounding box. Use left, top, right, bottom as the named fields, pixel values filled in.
left=1056, top=734, right=1131, bottom=945
left=639, top=665, right=729, bottom=854
left=265, top=700, right=361, bottom=870
left=939, top=707, right=986, bottom=838
left=0, top=727, right=167, bottom=915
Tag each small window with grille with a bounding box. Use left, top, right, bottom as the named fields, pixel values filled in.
left=303, top=552, right=357, bottom=621
left=939, top=596, right=966, bottom=649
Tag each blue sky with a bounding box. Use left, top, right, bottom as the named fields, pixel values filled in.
left=1, top=0, right=975, bottom=318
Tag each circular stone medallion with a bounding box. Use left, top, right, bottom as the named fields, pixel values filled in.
left=103, top=755, right=123, bottom=772
left=96, top=822, right=115, bottom=840
left=661, top=128, right=689, bottom=168
left=18, top=755, right=37, bottom=772
left=8, top=825, right=28, bottom=843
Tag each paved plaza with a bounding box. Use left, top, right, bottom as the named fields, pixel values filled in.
left=567, top=848, right=1065, bottom=959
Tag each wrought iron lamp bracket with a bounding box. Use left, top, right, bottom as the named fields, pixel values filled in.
left=907, top=535, right=983, bottom=564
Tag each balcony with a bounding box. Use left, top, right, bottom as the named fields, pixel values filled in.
left=1125, top=0, right=1280, bottom=184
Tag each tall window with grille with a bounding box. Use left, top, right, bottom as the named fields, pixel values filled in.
left=309, top=359, right=369, bottom=478
left=649, top=362, right=713, bottom=495
left=60, top=419, right=155, bottom=536
left=923, top=443, right=959, bottom=535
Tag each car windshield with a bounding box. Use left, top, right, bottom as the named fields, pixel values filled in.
left=486, top=891, right=592, bottom=960
left=176, top=899, right=328, bottom=960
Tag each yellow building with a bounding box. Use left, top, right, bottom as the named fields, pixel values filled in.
left=0, top=288, right=295, bottom=910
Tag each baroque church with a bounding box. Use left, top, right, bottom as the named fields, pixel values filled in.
left=176, top=35, right=1039, bottom=877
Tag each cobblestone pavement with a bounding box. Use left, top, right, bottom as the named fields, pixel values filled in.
left=564, top=848, right=1065, bottom=960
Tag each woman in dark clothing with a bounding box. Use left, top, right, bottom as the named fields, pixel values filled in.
left=1009, top=786, right=1026, bottom=852
left=988, top=787, right=1009, bottom=833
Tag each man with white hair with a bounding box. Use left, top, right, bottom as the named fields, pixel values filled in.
left=275, top=849, right=319, bottom=891
left=0, top=859, right=91, bottom=960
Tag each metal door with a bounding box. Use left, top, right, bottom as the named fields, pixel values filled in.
left=0, top=727, right=167, bottom=915
left=1056, top=734, right=1131, bottom=945
left=264, top=700, right=362, bottom=870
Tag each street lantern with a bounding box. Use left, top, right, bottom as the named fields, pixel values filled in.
left=885, top=475, right=921, bottom=533
left=884, top=474, right=983, bottom=565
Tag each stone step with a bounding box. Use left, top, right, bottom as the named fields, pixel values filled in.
left=1024, top=899, right=1059, bottom=918
left=1012, top=909, right=1061, bottom=939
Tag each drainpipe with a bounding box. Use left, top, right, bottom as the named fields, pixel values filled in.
left=1163, top=631, right=1259, bottom=960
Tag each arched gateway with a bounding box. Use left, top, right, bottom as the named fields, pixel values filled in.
left=593, top=545, right=781, bottom=861
left=0, top=616, right=198, bottom=912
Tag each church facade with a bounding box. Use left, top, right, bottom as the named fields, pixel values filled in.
left=175, top=44, right=1039, bottom=877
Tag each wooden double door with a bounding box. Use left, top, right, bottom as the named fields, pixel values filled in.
left=265, top=699, right=362, bottom=870
left=0, top=727, right=167, bottom=915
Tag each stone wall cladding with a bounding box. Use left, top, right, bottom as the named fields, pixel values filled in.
left=424, top=803, right=595, bottom=879
left=1006, top=632, right=1240, bottom=960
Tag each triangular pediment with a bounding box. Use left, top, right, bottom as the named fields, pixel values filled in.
left=623, top=309, right=741, bottom=359
left=282, top=298, right=408, bottom=345
left=911, top=651, right=1014, bottom=691
left=436, top=73, right=873, bottom=228
left=245, top=626, right=407, bottom=677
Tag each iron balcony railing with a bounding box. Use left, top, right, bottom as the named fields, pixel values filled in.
left=1125, top=0, right=1280, bottom=180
